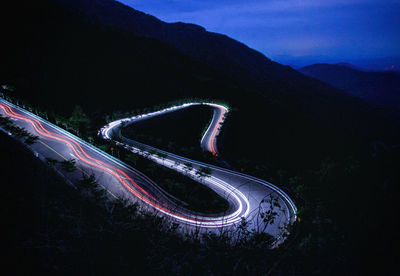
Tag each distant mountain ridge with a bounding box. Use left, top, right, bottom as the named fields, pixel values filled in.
left=1, top=2, right=400, bottom=274
left=2, top=0, right=400, bottom=172
left=48, top=0, right=400, bottom=127
left=299, top=63, right=400, bottom=110
left=276, top=55, right=400, bottom=71
left=334, top=62, right=363, bottom=71
left=53, top=0, right=317, bottom=91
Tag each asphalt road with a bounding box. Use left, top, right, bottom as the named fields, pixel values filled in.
left=1, top=98, right=296, bottom=241
left=199, top=103, right=227, bottom=156
left=101, top=102, right=297, bottom=239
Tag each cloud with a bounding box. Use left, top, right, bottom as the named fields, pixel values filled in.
left=128, top=0, right=398, bottom=19
left=118, top=0, right=400, bottom=59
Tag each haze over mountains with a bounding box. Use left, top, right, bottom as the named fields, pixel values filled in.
left=44, top=0, right=317, bottom=91
left=299, top=63, right=400, bottom=110
left=1, top=0, right=400, bottom=274
left=2, top=0, right=400, bottom=171
left=276, top=55, right=400, bottom=71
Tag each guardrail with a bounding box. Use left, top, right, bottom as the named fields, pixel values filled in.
left=2, top=96, right=297, bottom=221
left=103, top=101, right=297, bottom=218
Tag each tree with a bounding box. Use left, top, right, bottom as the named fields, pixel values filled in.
left=316, top=158, right=335, bottom=181
left=198, top=167, right=212, bottom=177
left=156, top=152, right=168, bottom=160
left=55, top=114, right=70, bottom=130
left=183, top=163, right=193, bottom=173
left=61, top=158, right=77, bottom=172
left=24, top=134, right=39, bottom=145
left=79, top=173, right=97, bottom=189
left=257, top=193, right=283, bottom=233
left=45, top=157, right=58, bottom=166
left=1, top=84, right=15, bottom=92
left=69, top=105, right=90, bottom=137
left=126, top=154, right=139, bottom=166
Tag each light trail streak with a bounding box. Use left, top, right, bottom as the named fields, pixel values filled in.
left=0, top=100, right=250, bottom=227
left=100, top=101, right=297, bottom=234
left=1, top=97, right=297, bottom=236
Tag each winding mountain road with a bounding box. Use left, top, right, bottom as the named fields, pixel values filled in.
left=102, top=102, right=297, bottom=237
left=0, top=97, right=296, bottom=240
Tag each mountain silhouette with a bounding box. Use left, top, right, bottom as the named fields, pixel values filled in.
left=300, top=63, right=400, bottom=110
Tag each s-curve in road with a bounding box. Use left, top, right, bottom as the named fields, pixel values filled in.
left=101, top=102, right=297, bottom=241
left=1, top=97, right=296, bottom=242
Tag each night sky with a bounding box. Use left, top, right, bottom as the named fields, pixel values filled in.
left=118, top=0, right=400, bottom=66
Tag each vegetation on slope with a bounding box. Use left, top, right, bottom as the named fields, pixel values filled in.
left=0, top=115, right=39, bottom=145
left=2, top=121, right=399, bottom=275
left=95, top=138, right=229, bottom=214
left=1, top=0, right=400, bottom=273
left=1, top=94, right=229, bottom=214
left=0, top=130, right=276, bottom=275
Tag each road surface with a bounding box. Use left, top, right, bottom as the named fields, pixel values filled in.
left=101, top=102, right=297, bottom=238
left=1, top=98, right=296, bottom=241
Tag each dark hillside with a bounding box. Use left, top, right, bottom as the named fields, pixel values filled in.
left=122, top=104, right=214, bottom=159
left=0, top=0, right=239, bottom=115
left=45, top=0, right=400, bottom=137
left=300, top=63, right=400, bottom=109
left=0, top=130, right=274, bottom=275
left=1, top=0, right=400, bottom=273
left=2, top=114, right=399, bottom=275
left=2, top=0, right=400, bottom=173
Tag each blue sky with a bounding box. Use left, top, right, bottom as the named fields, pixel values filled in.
left=118, top=0, right=400, bottom=64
